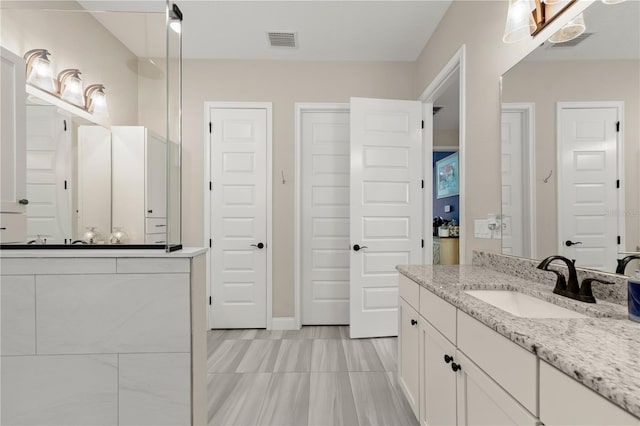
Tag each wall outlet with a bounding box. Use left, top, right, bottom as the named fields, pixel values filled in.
left=474, top=219, right=491, bottom=239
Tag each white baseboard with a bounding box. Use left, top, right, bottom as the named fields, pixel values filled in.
left=270, top=317, right=298, bottom=331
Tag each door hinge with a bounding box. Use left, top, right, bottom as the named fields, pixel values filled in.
left=209, top=122, right=212, bottom=133
left=616, top=121, right=620, bottom=132
left=421, top=120, right=424, bottom=129
left=209, top=296, right=212, bottom=305
left=617, top=236, right=621, bottom=245
left=63, top=119, right=67, bottom=132
left=209, top=238, right=212, bottom=248
left=421, top=239, right=424, bottom=248
left=421, top=179, right=424, bottom=189
left=209, top=181, right=212, bottom=191
left=64, top=180, right=67, bottom=190
left=616, top=179, right=620, bottom=188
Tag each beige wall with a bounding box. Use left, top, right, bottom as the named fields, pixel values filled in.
left=434, top=130, right=459, bottom=147
left=503, top=59, right=640, bottom=257
left=151, top=59, right=416, bottom=317
left=413, top=0, right=592, bottom=262
left=0, top=8, right=139, bottom=126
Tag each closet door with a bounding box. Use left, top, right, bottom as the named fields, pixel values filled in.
left=349, top=97, right=423, bottom=338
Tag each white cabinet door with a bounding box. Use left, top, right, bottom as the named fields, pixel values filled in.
left=1, top=47, right=27, bottom=215
left=540, top=361, right=639, bottom=426
left=420, top=318, right=456, bottom=426
left=456, top=351, right=538, bottom=426
left=399, top=298, right=420, bottom=420
left=145, top=130, right=167, bottom=219
left=349, top=97, right=423, bottom=338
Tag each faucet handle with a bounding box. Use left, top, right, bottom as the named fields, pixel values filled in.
left=579, top=278, right=615, bottom=303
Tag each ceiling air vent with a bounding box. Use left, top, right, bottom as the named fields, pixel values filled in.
left=268, top=32, right=297, bottom=48
left=549, top=32, right=593, bottom=48
left=433, top=106, right=443, bottom=115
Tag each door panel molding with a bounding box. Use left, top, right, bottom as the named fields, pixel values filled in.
left=204, top=102, right=272, bottom=330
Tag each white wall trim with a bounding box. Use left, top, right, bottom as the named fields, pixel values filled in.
left=433, top=146, right=459, bottom=152
left=419, top=45, right=467, bottom=265
left=556, top=101, right=625, bottom=254
left=293, top=102, right=350, bottom=329
left=271, top=317, right=297, bottom=331
left=502, top=102, right=537, bottom=259
left=203, top=101, right=274, bottom=330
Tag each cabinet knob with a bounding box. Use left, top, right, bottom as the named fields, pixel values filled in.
left=19, top=199, right=29, bottom=205
left=410, top=319, right=417, bottom=326
left=451, top=362, right=461, bottom=372
left=444, top=354, right=453, bottom=364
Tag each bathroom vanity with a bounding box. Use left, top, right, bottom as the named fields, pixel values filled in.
left=398, top=252, right=640, bottom=425
left=0, top=248, right=207, bottom=425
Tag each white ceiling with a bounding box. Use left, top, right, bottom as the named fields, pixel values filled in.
left=81, top=1, right=452, bottom=61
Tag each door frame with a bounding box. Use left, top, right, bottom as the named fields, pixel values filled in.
left=502, top=102, right=537, bottom=258
left=419, top=45, right=467, bottom=265
left=203, top=101, right=273, bottom=330
left=556, top=101, right=625, bottom=254
left=293, top=103, right=350, bottom=329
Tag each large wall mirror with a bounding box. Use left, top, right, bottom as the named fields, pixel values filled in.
left=0, top=2, right=182, bottom=250
left=501, top=0, right=639, bottom=274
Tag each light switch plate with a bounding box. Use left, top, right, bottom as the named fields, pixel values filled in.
left=444, top=205, right=451, bottom=213
left=474, top=219, right=491, bottom=239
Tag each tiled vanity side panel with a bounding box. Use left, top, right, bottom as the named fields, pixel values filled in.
left=0, top=258, right=116, bottom=275
left=119, top=353, right=191, bottom=426
left=472, top=251, right=628, bottom=305
left=1, top=354, right=118, bottom=426
left=1, top=275, right=36, bottom=355
left=36, top=273, right=190, bottom=354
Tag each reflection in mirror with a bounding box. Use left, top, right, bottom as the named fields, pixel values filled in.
left=1, top=3, right=182, bottom=249
left=501, top=0, right=639, bottom=274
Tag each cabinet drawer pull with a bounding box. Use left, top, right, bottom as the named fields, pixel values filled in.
left=451, top=362, right=461, bottom=372
left=410, top=319, right=417, bottom=326
left=154, top=224, right=166, bottom=227
left=444, top=354, right=453, bottom=364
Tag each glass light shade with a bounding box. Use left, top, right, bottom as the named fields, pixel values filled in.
left=548, top=13, right=586, bottom=43
left=170, top=20, right=181, bottom=34
left=601, top=0, right=625, bottom=4
left=85, top=84, right=109, bottom=118
left=503, top=0, right=537, bottom=43
left=58, top=69, right=85, bottom=107
left=24, top=49, right=56, bottom=93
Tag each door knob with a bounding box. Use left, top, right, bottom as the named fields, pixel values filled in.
left=565, top=240, right=583, bottom=247
left=19, top=199, right=29, bottom=205
left=353, top=244, right=368, bottom=252
left=444, top=354, right=453, bottom=364
left=410, top=319, right=417, bottom=326
left=451, top=362, right=462, bottom=372
left=250, top=242, right=265, bottom=249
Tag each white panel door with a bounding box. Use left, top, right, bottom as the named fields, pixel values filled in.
left=349, top=97, right=422, bottom=338
left=501, top=110, right=524, bottom=257
left=1, top=47, right=27, bottom=216
left=559, top=106, right=619, bottom=271
left=210, top=108, right=267, bottom=329
left=145, top=130, right=167, bottom=219
left=25, top=105, right=72, bottom=243
left=301, top=110, right=350, bottom=325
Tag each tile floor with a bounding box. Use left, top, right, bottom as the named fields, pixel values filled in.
left=207, top=326, right=418, bottom=426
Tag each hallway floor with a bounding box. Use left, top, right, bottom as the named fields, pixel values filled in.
left=207, top=326, right=418, bottom=426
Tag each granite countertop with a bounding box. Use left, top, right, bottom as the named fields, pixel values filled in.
left=397, top=264, right=640, bottom=418
left=0, top=247, right=208, bottom=258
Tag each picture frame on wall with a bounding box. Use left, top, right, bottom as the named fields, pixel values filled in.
left=436, top=152, right=459, bottom=199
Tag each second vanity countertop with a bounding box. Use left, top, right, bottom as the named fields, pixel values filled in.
left=397, top=264, right=640, bottom=419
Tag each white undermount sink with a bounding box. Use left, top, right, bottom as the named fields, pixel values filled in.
left=465, top=290, right=588, bottom=319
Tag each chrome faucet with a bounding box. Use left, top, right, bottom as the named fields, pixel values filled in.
left=615, top=255, right=640, bottom=275
left=536, top=255, right=613, bottom=303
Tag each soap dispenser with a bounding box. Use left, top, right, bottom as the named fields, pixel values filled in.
left=629, top=270, right=640, bottom=323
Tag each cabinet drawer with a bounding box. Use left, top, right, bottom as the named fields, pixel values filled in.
left=457, top=311, right=537, bottom=415
left=540, top=361, right=640, bottom=425
left=145, top=217, right=167, bottom=234
left=145, top=233, right=166, bottom=244
left=420, top=287, right=456, bottom=344
left=399, top=274, right=419, bottom=310
left=0, top=213, right=26, bottom=243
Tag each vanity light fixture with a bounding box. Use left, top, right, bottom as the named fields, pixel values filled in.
left=601, top=0, right=625, bottom=4
left=503, top=0, right=537, bottom=43
left=84, top=84, right=109, bottom=118
left=57, top=69, right=85, bottom=108
left=23, top=49, right=56, bottom=93
left=548, top=12, right=586, bottom=43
